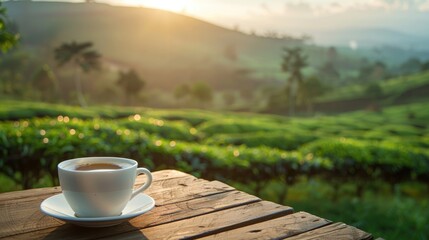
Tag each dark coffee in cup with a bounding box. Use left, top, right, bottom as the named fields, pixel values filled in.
left=75, top=163, right=122, bottom=171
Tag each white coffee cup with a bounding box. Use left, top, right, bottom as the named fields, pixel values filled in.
left=58, top=157, right=152, bottom=218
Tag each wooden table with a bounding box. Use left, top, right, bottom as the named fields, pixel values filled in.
left=0, top=170, right=373, bottom=239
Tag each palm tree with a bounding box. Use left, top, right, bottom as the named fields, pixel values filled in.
left=116, top=69, right=145, bottom=105
left=54, top=41, right=100, bottom=107
left=281, top=47, right=307, bottom=116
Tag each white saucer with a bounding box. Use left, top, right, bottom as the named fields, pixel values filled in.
left=40, top=193, right=155, bottom=227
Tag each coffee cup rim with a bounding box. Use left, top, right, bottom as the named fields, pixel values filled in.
left=58, top=157, right=137, bottom=173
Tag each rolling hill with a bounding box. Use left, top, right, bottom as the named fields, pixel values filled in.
left=317, top=71, right=429, bottom=102
left=309, top=71, right=429, bottom=113
left=4, top=1, right=427, bottom=96
left=4, top=1, right=303, bottom=90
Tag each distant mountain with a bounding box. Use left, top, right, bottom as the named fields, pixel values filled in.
left=3, top=1, right=428, bottom=91
left=4, top=1, right=307, bottom=90
left=314, top=27, right=429, bottom=51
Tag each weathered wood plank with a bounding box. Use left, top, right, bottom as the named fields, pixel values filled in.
left=0, top=169, right=190, bottom=202
left=200, top=211, right=331, bottom=240
left=0, top=170, right=202, bottom=238
left=285, top=222, right=373, bottom=240
left=144, top=190, right=261, bottom=227
left=135, top=169, right=193, bottom=186
left=0, top=179, right=235, bottom=239
left=150, top=180, right=234, bottom=206
left=6, top=191, right=261, bottom=240
left=105, top=201, right=294, bottom=240
left=0, top=187, right=63, bottom=202
left=0, top=169, right=374, bottom=240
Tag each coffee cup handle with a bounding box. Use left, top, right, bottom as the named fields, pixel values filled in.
left=131, top=168, right=153, bottom=199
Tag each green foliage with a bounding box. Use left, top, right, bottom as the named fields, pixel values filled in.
left=204, top=132, right=318, bottom=151
left=318, top=71, right=429, bottom=102
left=300, top=138, right=429, bottom=182
left=0, top=3, right=19, bottom=52
left=191, top=82, right=213, bottom=103
left=358, top=61, right=389, bottom=82
left=422, top=61, right=429, bottom=71
left=116, top=69, right=145, bottom=104
left=173, top=82, right=213, bottom=107
left=0, top=117, right=319, bottom=188
left=282, top=47, right=308, bottom=76
left=0, top=101, right=149, bottom=120
left=198, top=119, right=288, bottom=137
left=174, top=84, right=191, bottom=100
left=364, top=82, right=383, bottom=99
left=1, top=101, right=428, bottom=190
left=32, top=64, right=58, bottom=101
left=266, top=88, right=288, bottom=112
left=399, top=57, right=422, bottom=75
left=318, top=62, right=339, bottom=84
left=117, top=116, right=194, bottom=141
left=0, top=51, right=39, bottom=96
left=303, top=76, right=326, bottom=98
left=222, top=91, right=236, bottom=106
left=147, top=109, right=216, bottom=126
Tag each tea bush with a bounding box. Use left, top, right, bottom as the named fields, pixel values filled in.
left=1, top=101, right=428, bottom=192
left=200, top=119, right=277, bottom=132
left=204, top=132, right=318, bottom=151
left=300, top=138, right=429, bottom=184
left=2, top=117, right=428, bottom=190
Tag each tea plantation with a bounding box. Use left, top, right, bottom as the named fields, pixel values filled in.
left=1, top=101, right=428, bottom=239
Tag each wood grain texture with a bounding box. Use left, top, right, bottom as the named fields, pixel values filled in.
left=8, top=190, right=261, bottom=240
left=107, top=201, right=294, bottom=240
left=135, top=169, right=193, bottom=186
left=0, top=187, right=63, bottom=202
left=201, top=211, right=331, bottom=240
left=1, top=179, right=240, bottom=239
left=0, top=170, right=374, bottom=240
left=0, top=170, right=198, bottom=238
left=142, top=190, right=261, bottom=227
left=285, top=222, right=373, bottom=240
left=150, top=180, right=234, bottom=206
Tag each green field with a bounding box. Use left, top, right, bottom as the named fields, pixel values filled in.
left=318, top=71, right=429, bottom=102
left=1, top=101, right=428, bottom=239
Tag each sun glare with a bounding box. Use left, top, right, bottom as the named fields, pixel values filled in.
left=137, top=0, right=191, bottom=12
left=156, top=0, right=190, bottom=12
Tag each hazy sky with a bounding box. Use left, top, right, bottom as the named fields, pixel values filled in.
left=37, top=0, right=429, bottom=45
left=93, top=0, right=429, bottom=45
